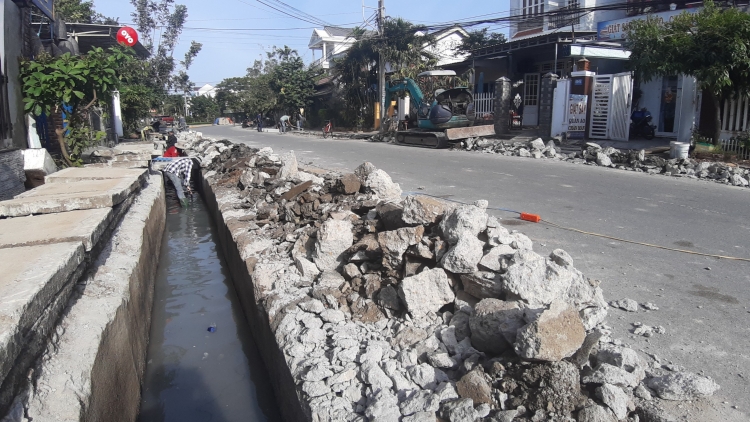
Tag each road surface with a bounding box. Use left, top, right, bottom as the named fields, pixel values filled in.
left=201, top=125, right=750, bottom=420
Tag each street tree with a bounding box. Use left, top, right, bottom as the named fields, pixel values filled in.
left=128, top=0, right=201, bottom=102
left=333, top=18, right=436, bottom=127
left=189, top=95, right=219, bottom=122
left=268, top=46, right=317, bottom=115
left=21, top=47, right=135, bottom=165
left=453, top=28, right=507, bottom=56
left=626, top=0, right=750, bottom=144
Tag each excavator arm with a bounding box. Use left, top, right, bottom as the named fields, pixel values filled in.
left=384, top=78, right=426, bottom=112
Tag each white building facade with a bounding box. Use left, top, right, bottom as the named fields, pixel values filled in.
left=509, top=0, right=626, bottom=40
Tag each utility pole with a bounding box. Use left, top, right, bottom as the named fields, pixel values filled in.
left=378, top=0, right=386, bottom=131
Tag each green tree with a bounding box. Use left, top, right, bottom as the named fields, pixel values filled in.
left=189, top=95, right=219, bottom=121
left=21, top=47, right=135, bottom=165
left=55, top=0, right=117, bottom=24
left=332, top=18, right=436, bottom=127
left=268, top=46, right=317, bottom=114
left=128, top=0, right=201, bottom=102
left=454, top=28, right=507, bottom=56
left=626, top=0, right=750, bottom=144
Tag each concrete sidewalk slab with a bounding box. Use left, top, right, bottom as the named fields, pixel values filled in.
left=0, top=208, right=113, bottom=251
left=45, top=167, right=147, bottom=184
left=0, top=242, right=85, bottom=384
left=114, top=143, right=160, bottom=157
left=0, top=177, right=140, bottom=217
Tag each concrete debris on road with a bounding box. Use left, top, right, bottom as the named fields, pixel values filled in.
left=178, top=132, right=722, bottom=422
left=452, top=137, right=750, bottom=189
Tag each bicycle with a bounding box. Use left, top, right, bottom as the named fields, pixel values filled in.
left=322, top=120, right=333, bottom=138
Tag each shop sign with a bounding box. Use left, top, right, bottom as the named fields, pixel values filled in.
left=597, top=8, right=700, bottom=40
left=567, top=94, right=588, bottom=138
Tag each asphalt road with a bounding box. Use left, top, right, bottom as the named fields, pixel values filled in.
left=202, top=125, right=750, bottom=420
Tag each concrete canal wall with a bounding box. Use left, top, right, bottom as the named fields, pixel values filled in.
left=0, top=158, right=166, bottom=421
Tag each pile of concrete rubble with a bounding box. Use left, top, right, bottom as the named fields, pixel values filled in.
left=453, top=138, right=750, bottom=188
left=180, top=133, right=720, bottom=422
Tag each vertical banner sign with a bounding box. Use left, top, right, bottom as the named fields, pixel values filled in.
left=567, top=94, right=588, bottom=138
left=112, top=91, right=124, bottom=137
left=116, top=27, right=139, bottom=47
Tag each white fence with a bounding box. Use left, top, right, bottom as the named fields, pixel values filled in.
left=722, top=96, right=749, bottom=133
left=720, top=137, right=750, bottom=160
left=473, top=92, right=494, bottom=120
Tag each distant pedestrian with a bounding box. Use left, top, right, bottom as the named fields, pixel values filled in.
left=256, top=113, right=263, bottom=132
left=166, top=130, right=177, bottom=148
left=280, top=115, right=290, bottom=133
left=296, top=112, right=304, bottom=131
left=163, top=154, right=194, bottom=207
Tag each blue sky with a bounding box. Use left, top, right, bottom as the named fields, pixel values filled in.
left=95, top=0, right=511, bottom=86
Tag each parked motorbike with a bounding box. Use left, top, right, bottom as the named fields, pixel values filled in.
left=630, top=108, right=656, bottom=140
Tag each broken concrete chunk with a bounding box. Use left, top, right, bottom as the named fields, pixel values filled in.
left=460, top=271, right=503, bottom=299
left=577, top=404, right=618, bottom=422
left=610, top=298, right=639, bottom=312
left=469, top=299, right=525, bottom=354
left=514, top=299, right=585, bottom=362
left=278, top=150, right=299, bottom=179
left=486, top=224, right=513, bottom=246
left=399, top=268, right=455, bottom=319
left=596, top=383, right=630, bottom=420
left=336, top=173, right=361, bottom=194
left=354, top=161, right=377, bottom=184
left=402, top=195, right=451, bottom=225
left=456, top=369, right=492, bottom=405
left=646, top=372, right=720, bottom=401
left=478, top=244, right=515, bottom=272
left=378, top=225, right=424, bottom=271
left=549, top=249, right=574, bottom=267
left=365, top=169, right=402, bottom=202
left=439, top=204, right=488, bottom=244
left=440, top=236, right=484, bottom=274
left=312, top=219, right=354, bottom=271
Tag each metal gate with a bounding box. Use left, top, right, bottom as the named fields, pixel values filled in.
left=588, top=72, right=632, bottom=140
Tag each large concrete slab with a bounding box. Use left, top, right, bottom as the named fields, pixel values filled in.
left=45, top=167, right=147, bottom=184
left=0, top=242, right=85, bottom=385
left=0, top=177, right=140, bottom=217
left=0, top=208, right=113, bottom=251
left=23, top=176, right=166, bottom=422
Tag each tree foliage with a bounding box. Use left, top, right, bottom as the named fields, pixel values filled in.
left=626, top=0, right=750, bottom=143
left=332, top=18, right=437, bottom=127
left=454, top=28, right=507, bottom=55
left=215, top=46, right=317, bottom=118
left=189, top=95, right=219, bottom=121
left=55, top=0, right=117, bottom=24
left=129, top=0, right=201, bottom=95
left=21, top=47, right=135, bottom=165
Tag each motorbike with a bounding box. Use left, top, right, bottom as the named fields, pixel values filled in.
left=630, top=108, right=656, bottom=140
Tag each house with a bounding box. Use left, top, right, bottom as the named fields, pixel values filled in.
left=194, top=84, right=217, bottom=98
left=308, top=26, right=360, bottom=70
left=308, top=25, right=469, bottom=69
left=509, top=0, right=626, bottom=40
left=419, top=25, right=470, bottom=66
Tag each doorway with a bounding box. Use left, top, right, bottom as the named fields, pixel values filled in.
left=658, top=75, right=679, bottom=135
left=523, top=73, right=540, bottom=126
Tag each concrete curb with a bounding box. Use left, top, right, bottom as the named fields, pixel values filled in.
left=18, top=175, right=166, bottom=421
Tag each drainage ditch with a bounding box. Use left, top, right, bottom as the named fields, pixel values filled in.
left=138, top=186, right=281, bottom=422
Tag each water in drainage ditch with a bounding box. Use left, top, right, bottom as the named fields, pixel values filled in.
left=138, top=188, right=281, bottom=422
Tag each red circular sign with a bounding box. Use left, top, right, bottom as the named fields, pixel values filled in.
left=116, top=26, right=138, bottom=47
